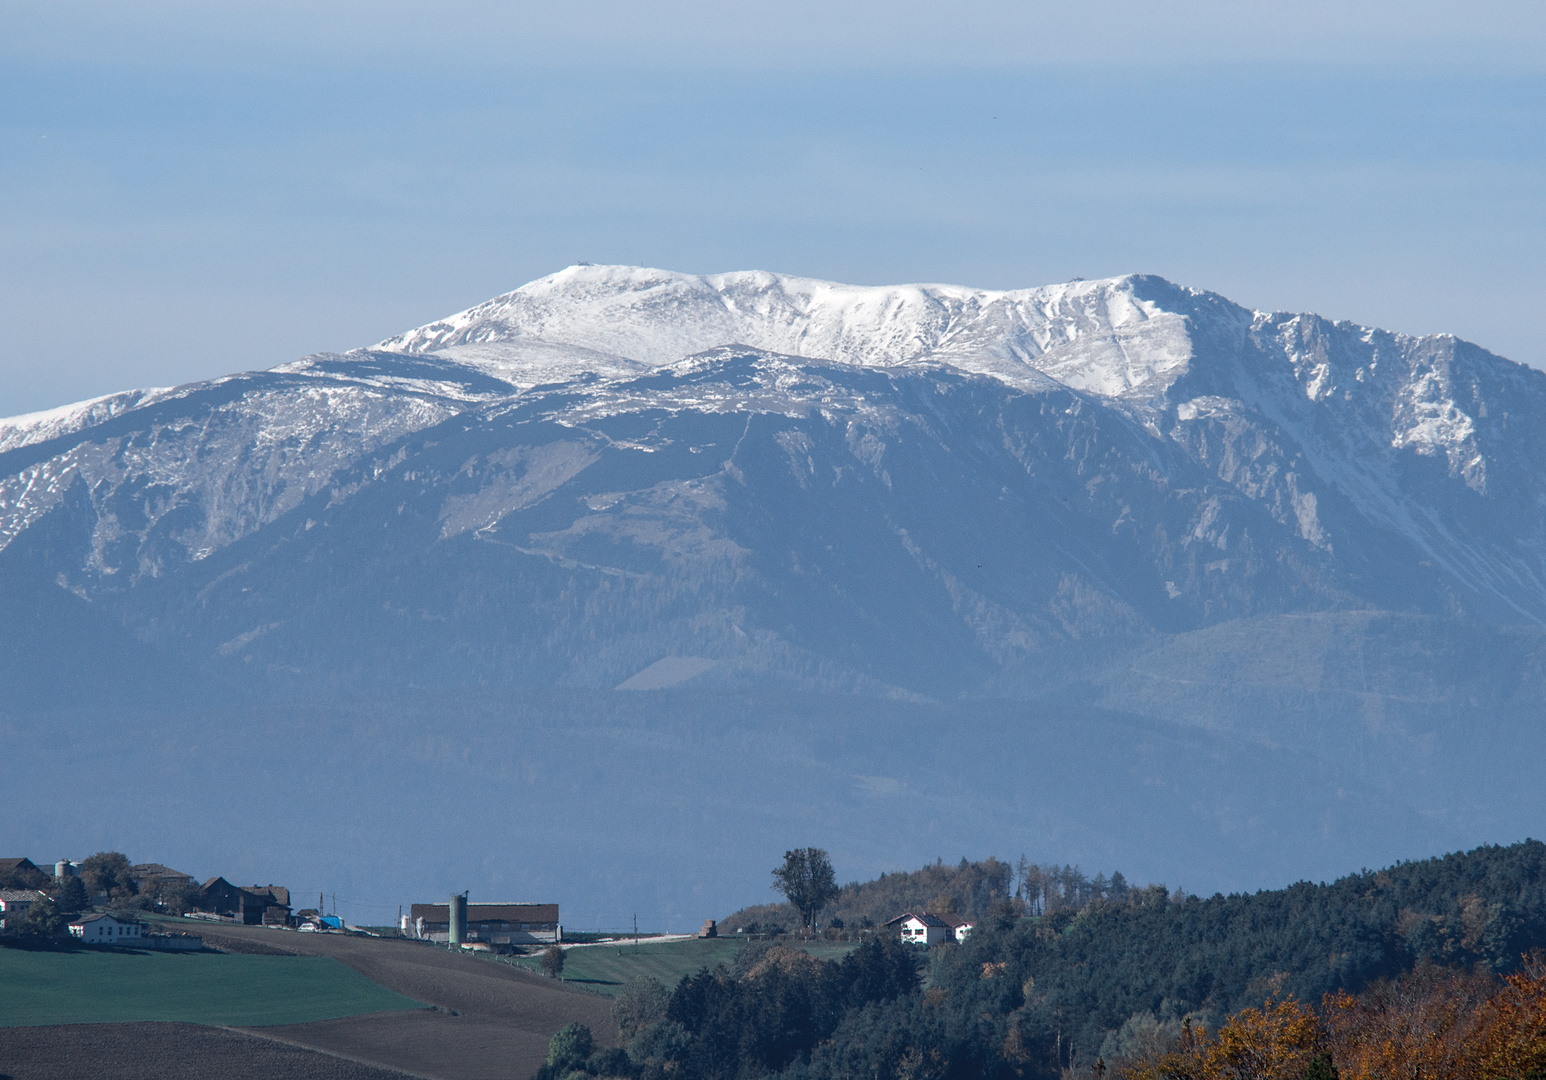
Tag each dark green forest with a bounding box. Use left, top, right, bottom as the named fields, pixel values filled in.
left=540, top=840, right=1546, bottom=1080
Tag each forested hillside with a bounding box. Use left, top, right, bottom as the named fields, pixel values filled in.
left=550, top=840, right=1546, bottom=1080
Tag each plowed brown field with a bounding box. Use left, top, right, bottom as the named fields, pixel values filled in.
left=0, top=1021, right=419, bottom=1080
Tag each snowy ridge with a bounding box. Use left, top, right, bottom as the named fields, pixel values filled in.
left=376, top=264, right=1205, bottom=399
left=4, top=263, right=1546, bottom=639
left=373, top=265, right=1526, bottom=508
left=0, top=377, right=458, bottom=571
left=0, top=387, right=176, bottom=455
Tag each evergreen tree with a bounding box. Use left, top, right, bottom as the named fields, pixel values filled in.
left=51, top=875, right=88, bottom=914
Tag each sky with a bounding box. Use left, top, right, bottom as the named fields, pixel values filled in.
left=2, top=1, right=1544, bottom=418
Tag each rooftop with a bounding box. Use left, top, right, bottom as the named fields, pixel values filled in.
left=409, top=902, right=558, bottom=923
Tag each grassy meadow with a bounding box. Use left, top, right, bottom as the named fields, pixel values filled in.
left=0, top=945, right=420, bottom=1026
left=508, top=935, right=858, bottom=995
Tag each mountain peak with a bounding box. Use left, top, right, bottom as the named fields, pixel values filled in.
left=375, top=265, right=1215, bottom=400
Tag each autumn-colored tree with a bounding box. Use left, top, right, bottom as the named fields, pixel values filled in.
left=1120, top=999, right=1322, bottom=1080
left=1122, top=957, right=1546, bottom=1080
left=1210, top=998, right=1324, bottom=1080
left=1469, top=953, right=1546, bottom=1080
left=1322, top=965, right=1496, bottom=1080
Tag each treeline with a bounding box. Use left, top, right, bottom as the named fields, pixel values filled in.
left=535, top=939, right=921, bottom=1080
left=538, top=839, right=1546, bottom=1080
left=721, top=856, right=1129, bottom=933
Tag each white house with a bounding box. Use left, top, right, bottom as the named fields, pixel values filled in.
left=70, top=913, right=143, bottom=944
left=0, top=888, right=44, bottom=933
left=886, top=912, right=952, bottom=945
left=885, top=911, right=975, bottom=945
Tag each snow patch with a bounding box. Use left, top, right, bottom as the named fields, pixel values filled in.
left=616, top=656, right=717, bottom=690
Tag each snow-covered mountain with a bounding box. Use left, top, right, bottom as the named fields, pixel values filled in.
left=5, top=265, right=1546, bottom=923
left=6, top=264, right=1545, bottom=646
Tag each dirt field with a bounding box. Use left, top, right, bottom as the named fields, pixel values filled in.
left=199, top=923, right=618, bottom=1080
left=0, top=1021, right=420, bottom=1080
left=3, top=924, right=618, bottom=1080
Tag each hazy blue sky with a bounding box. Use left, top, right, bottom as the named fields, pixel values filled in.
left=2, top=1, right=1544, bottom=417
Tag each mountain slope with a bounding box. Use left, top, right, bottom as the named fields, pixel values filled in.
left=2, top=265, right=1544, bottom=927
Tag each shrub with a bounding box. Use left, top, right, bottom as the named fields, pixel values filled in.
left=547, top=1023, right=593, bottom=1069
left=613, top=975, right=670, bottom=1038
left=541, top=944, right=566, bottom=978
left=18, top=895, right=64, bottom=938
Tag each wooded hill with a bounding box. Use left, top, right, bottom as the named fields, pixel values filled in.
left=720, top=856, right=1129, bottom=932
left=571, top=840, right=1546, bottom=1080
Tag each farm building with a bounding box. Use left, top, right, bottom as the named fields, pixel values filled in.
left=0, top=888, right=45, bottom=932
left=0, top=858, right=48, bottom=888
left=196, top=877, right=292, bottom=925
left=70, top=913, right=143, bottom=944
left=130, top=863, right=197, bottom=893
left=244, top=885, right=292, bottom=925
left=405, top=902, right=560, bottom=945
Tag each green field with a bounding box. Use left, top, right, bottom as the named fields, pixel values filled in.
left=0, top=946, right=421, bottom=1027
left=509, top=936, right=857, bottom=995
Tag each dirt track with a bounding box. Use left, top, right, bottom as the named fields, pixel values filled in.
left=0, top=1021, right=420, bottom=1080
left=199, top=923, right=617, bottom=1080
